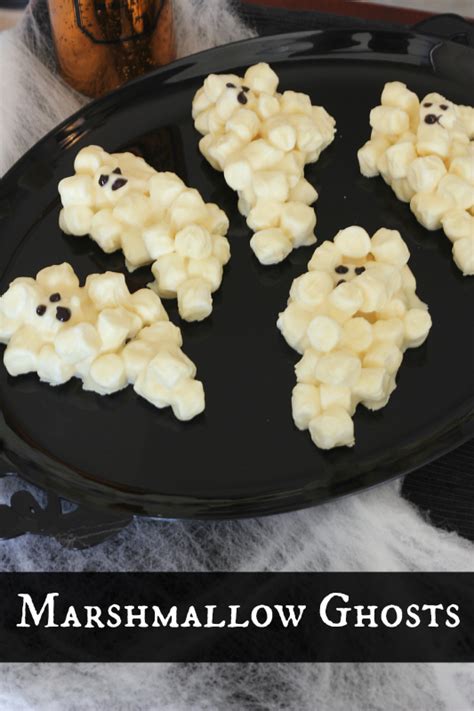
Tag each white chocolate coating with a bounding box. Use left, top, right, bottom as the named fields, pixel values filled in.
left=277, top=226, right=432, bottom=450
left=58, top=146, right=231, bottom=321
left=192, top=63, right=336, bottom=265
left=358, top=83, right=474, bottom=275
left=0, top=263, right=204, bottom=421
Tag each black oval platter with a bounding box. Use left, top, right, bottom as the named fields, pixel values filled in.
left=0, top=29, right=473, bottom=519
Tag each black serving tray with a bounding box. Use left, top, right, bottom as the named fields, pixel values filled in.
left=0, top=28, right=473, bottom=520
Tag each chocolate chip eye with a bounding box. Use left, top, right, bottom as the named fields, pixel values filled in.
left=49, top=292, right=61, bottom=303
left=242, top=85, right=250, bottom=92
left=335, top=265, right=349, bottom=274
left=112, top=167, right=122, bottom=174
left=423, top=102, right=432, bottom=108
left=425, top=114, right=438, bottom=124
left=98, top=174, right=109, bottom=186
left=355, top=266, right=365, bottom=275
left=440, top=104, right=448, bottom=110
left=56, top=306, right=71, bottom=322
left=111, top=177, right=127, bottom=191
left=36, top=304, right=46, bottom=316
left=237, top=91, right=248, bottom=105
left=226, top=82, right=236, bottom=88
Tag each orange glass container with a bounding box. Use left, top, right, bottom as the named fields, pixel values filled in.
left=47, top=0, right=176, bottom=97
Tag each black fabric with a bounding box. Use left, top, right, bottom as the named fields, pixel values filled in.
left=239, top=2, right=406, bottom=34
left=239, top=2, right=474, bottom=541
left=239, top=4, right=474, bottom=45
left=402, top=439, right=474, bottom=543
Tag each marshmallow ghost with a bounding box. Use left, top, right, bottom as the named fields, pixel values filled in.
left=192, top=63, right=336, bottom=265
left=59, top=146, right=231, bottom=322
left=0, top=263, right=204, bottom=421
left=358, top=83, right=474, bottom=275
left=277, top=226, right=432, bottom=450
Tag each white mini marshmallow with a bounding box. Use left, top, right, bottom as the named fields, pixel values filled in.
left=449, top=155, right=474, bottom=184
left=334, top=226, right=371, bottom=259
left=177, top=278, right=213, bottom=322
left=309, top=407, right=355, bottom=449
left=370, top=105, right=409, bottom=135
left=315, top=351, right=362, bottom=387
left=341, top=318, right=373, bottom=353
left=352, top=367, right=389, bottom=403
left=247, top=200, right=282, bottom=231
left=410, top=192, right=454, bottom=231
left=357, top=136, right=391, bottom=178
left=391, top=178, right=416, bottom=203
left=55, top=323, right=101, bottom=364
left=89, top=353, right=127, bottom=394
left=406, top=155, right=446, bottom=194
left=277, top=302, right=313, bottom=354
left=170, top=379, right=205, bottom=421
left=244, top=62, right=279, bottom=94
left=328, top=282, right=364, bottom=318
left=319, top=384, right=352, bottom=413
left=404, top=308, right=433, bottom=347
left=290, top=271, right=334, bottom=310
left=289, top=178, right=318, bottom=205
left=370, top=228, right=410, bottom=267
left=279, top=202, right=316, bottom=247
left=452, top=236, right=474, bottom=276
left=292, top=383, right=321, bottom=430
left=307, top=316, right=342, bottom=353
left=437, top=174, right=474, bottom=211
left=37, top=344, right=75, bottom=385
left=381, top=82, right=419, bottom=126
left=385, top=141, right=417, bottom=179
left=86, top=272, right=130, bottom=310
left=295, top=349, right=319, bottom=384
left=250, top=228, right=293, bottom=266
left=356, top=272, right=388, bottom=313
left=4, top=327, right=43, bottom=376
left=308, top=241, right=341, bottom=272
left=363, top=342, right=403, bottom=375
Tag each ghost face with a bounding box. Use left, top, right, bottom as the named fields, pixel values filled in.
left=211, top=75, right=258, bottom=118
left=0, top=264, right=88, bottom=344
left=419, top=93, right=457, bottom=130
left=93, top=165, right=131, bottom=206
left=0, top=280, right=79, bottom=342
left=223, top=81, right=253, bottom=106
left=332, top=261, right=369, bottom=286
left=92, top=152, right=155, bottom=205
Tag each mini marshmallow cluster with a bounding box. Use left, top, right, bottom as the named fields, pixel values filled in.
left=277, top=226, right=432, bottom=449
left=192, top=62, right=336, bottom=265
left=0, top=263, right=204, bottom=421
left=358, top=83, right=474, bottom=275
left=58, top=146, right=231, bottom=322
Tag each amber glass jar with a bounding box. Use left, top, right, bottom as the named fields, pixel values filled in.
left=47, top=0, right=176, bottom=97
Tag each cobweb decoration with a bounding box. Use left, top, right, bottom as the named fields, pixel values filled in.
left=0, top=2, right=472, bottom=709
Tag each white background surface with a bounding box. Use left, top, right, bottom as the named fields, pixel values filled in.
left=0, top=1, right=473, bottom=708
